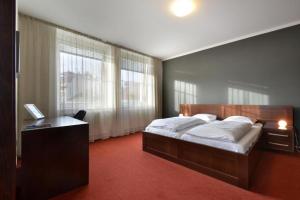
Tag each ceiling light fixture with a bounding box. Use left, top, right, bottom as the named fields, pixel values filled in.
left=170, top=0, right=195, bottom=17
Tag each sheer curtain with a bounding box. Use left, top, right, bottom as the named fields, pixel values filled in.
left=116, top=49, right=157, bottom=134
left=17, top=15, right=57, bottom=156
left=18, top=15, right=162, bottom=143
left=56, top=29, right=117, bottom=140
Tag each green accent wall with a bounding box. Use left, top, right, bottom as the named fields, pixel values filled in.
left=163, top=25, right=300, bottom=138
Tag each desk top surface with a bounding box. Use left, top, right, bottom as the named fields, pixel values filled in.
left=22, top=116, right=88, bottom=132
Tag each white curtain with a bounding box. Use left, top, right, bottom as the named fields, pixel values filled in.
left=116, top=49, right=157, bottom=134
left=18, top=15, right=162, bottom=144
left=56, top=29, right=118, bottom=141
left=17, top=15, right=57, bottom=156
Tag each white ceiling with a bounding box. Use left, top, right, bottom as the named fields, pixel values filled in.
left=18, top=0, right=300, bottom=60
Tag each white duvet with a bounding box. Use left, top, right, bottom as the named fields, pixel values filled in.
left=185, top=121, right=252, bottom=142
left=147, top=116, right=206, bottom=132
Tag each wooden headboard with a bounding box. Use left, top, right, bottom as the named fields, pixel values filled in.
left=180, top=104, right=294, bottom=126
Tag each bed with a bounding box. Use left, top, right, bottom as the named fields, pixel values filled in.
left=143, top=104, right=293, bottom=189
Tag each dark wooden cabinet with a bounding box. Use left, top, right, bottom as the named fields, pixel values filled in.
left=262, top=122, right=294, bottom=152
left=0, top=0, right=16, bottom=199
left=19, top=117, right=89, bottom=200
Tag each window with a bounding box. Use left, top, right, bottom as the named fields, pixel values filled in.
left=120, top=50, right=155, bottom=109
left=57, top=30, right=157, bottom=114
left=57, top=29, right=114, bottom=112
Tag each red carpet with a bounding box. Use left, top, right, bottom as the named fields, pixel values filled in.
left=52, top=133, right=300, bottom=200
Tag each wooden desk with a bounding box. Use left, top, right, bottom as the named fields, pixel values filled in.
left=19, top=116, right=89, bottom=200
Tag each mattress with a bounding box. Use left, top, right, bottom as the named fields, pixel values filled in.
left=145, top=123, right=262, bottom=154
left=181, top=123, right=262, bottom=154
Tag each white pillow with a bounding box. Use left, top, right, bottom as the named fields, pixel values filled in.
left=193, top=114, right=217, bottom=122
left=223, top=116, right=254, bottom=125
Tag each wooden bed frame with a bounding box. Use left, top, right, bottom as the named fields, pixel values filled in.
left=143, top=104, right=293, bottom=189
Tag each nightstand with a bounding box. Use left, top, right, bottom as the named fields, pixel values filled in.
left=262, top=122, right=294, bottom=152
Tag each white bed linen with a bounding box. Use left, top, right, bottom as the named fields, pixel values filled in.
left=144, top=126, right=189, bottom=139
left=181, top=123, right=262, bottom=154
left=185, top=120, right=253, bottom=142
left=147, top=116, right=206, bottom=132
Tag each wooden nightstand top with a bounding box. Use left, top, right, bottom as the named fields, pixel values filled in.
left=263, top=121, right=294, bottom=131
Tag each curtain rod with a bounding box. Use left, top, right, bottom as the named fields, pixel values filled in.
left=19, top=13, right=161, bottom=60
